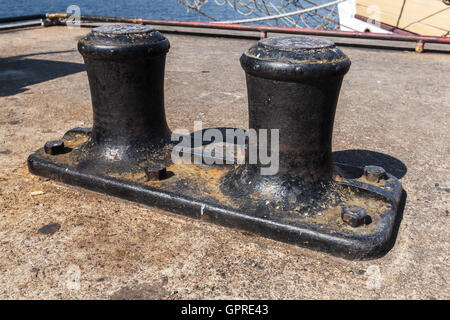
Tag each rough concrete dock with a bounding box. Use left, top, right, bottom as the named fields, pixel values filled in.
left=0, top=26, right=449, bottom=299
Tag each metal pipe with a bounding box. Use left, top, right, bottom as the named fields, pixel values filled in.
left=3, top=13, right=449, bottom=47
left=0, top=20, right=42, bottom=31
left=138, top=18, right=450, bottom=44
left=59, top=14, right=449, bottom=45
left=76, top=24, right=172, bottom=173
left=0, top=14, right=44, bottom=24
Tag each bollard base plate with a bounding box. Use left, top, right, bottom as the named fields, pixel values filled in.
left=28, top=127, right=403, bottom=260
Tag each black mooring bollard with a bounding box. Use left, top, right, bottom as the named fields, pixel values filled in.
left=76, top=24, right=172, bottom=174
left=240, top=36, right=351, bottom=181
left=222, top=36, right=352, bottom=214
left=28, top=31, right=403, bottom=259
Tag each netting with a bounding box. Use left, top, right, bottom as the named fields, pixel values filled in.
left=176, top=0, right=343, bottom=29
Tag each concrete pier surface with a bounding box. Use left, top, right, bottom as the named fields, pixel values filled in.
left=0, top=26, right=449, bottom=299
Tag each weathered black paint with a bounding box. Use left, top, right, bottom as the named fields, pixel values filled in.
left=76, top=24, right=172, bottom=175
left=28, top=30, right=403, bottom=260
left=222, top=36, right=352, bottom=215
left=240, top=36, right=350, bottom=180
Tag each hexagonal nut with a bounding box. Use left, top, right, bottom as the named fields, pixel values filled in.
left=341, top=205, right=372, bottom=227
left=145, top=164, right=167, bottom=181
left=363, top=165, right=388, bottom=182
left=44, top=140, right=65, bottom=155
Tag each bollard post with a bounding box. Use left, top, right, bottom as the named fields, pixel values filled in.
left=74, top=25, right=172, bottom=175
left=222, top=36, right=352, bottom=216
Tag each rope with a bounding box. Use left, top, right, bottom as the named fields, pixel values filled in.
left=212, top=0, right=348, bottom=24
left=176, top=0, right=218, bottom=21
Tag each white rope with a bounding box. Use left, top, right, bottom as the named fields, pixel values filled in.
left=212, top=0, right=348, bottom=24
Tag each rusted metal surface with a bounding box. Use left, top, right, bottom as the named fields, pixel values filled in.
left=28, top=27, right=403, bottom=260
left=29, top=126, right=403, bottom=258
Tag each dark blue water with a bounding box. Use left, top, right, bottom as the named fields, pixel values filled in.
left=1, top=0, right=255, bottom=21
left=0, top=0, right=336, bottom=27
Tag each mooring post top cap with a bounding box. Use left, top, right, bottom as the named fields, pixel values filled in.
left=78, top=24, right=170, bottom=59
left=240, top=36, right=351, bottom=82
left=260, top=36, right=335, bottom=50
left=93, top=24, right=155, bottom=35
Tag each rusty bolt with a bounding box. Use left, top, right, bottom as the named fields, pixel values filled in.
left=341, top=205, right=372, bottom=227
left=44, top=140, right=65, bottom=155
left=145, top=164, right=167, bottom=181
left=363, top=165, right=387, bottom=182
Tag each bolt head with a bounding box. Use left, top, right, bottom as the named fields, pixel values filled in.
left=363, top=165, right=387, bottom=182
left=341, top=205, right=371, bottom=227
left=145, top=164, right=167, bottom=181
left=44, top=140, right=65, bottom=155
